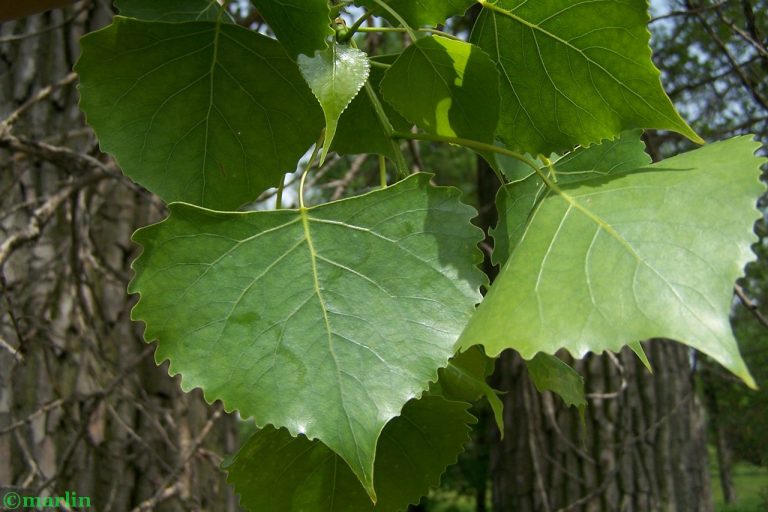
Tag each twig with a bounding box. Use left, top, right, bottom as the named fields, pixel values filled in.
left=0, top=399, right=64, bottom=436
left=105, top=404, right=176, bottom=473
left=131, top=483, right=183, bottom=512
left=0, top=73, right=78, bottom=135
left=0, top=2, right=88, bottom=43
left=686, top=0, right=768, bottom=112
left=649, top=1, right=728, bottom=23
left=331, top=154, right=368, bottom=200
left=0, top=133, right=116, bottom=176
left=130, top=406, right=224, bottom=512
left=0, top=173, right=105, bottom=268
left=0, top=335, right=22, bottom=362
left=735, top=283, right=768, bottom=329
left=586, top=351, right=628, bottom=400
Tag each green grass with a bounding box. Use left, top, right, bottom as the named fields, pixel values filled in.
left=711, top=460, right=768, bottom=512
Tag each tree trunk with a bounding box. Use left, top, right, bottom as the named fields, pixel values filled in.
left=490, top=342, right=713, bottom=511
left=702, top=370, right=737, bottom=504
left=0, top=3, right=240, bottom=510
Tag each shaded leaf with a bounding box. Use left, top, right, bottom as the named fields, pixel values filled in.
left=382, top=35, right=500, bottom=144
left=332, top=55, right=411, bottom=158
left=130, top=174, right=485, bottom=498
left=460, top=136, right=764, bottom=388
left=114, top=0, right=231, bottom=22
left=431, top=347, right=504, bottom=433
left=552, top=131, right=652, bottom=185
left=226, top=396, right=476, bottom=511
left=250, top=0, right=333, bottom=59
left=525, top=353, right=586, bottom=410
left=471, top=0, right=703, bottom=155
left=354, top=0, right=475, bottom=28
left=76, top=16, right=322, bottom=209
left=299, top=45, right=371, bottom=163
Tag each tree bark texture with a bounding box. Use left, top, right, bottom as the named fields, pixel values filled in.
left=0, top=3, right=241, bottom=510
left=703, top=376, right=737, bottom=504
left=490, top=343, right=712, bottom=512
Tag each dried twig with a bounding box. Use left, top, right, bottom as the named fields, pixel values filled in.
left=735, top=283, right=768, bottom=329
left=0, top=73, right=78, bottom=135
left=0, top=173, right=105, bottom=268
left=331, top=154, right=368, bottom=200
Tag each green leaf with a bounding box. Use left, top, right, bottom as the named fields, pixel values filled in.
left=250, top=0, right=333, bottom=59
left=114, top=0, right=231, bottom=22
left=299, top=44, right=371, bottom=164
left=459, top=136, right=765, bottom=388
left=332, top=55, right=411, bottom=158
left=76, top=17, right=322, bottom=210
left=525, top=353, right=586, bottom=410
left=471, top=0, right=703, bottom=155
left=550, top=131, right=653, bottom=185
left=431, top=347, right=504, bottom=433
left=129, top=174, right=485, bottom=498
left=492, top=131, right=651, bottom=266
left=354, top=0, right=475, bottom=28
left=226, top=396, right=476, bottom=511
left=381, top=36, right=500, bottom=144
left=630, top=341, right=652, bottom=371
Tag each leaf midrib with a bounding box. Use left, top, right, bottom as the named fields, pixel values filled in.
left=299, top=207, right=369, bottom=492
left=200, top=13, right=223, bottom=206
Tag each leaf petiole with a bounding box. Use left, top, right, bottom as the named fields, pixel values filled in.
left=299, top=131, right=325, bottom=210
left=356, top=26, right=464, bottom=41
left=342, top=6, right=379, bottom=43
left=369, top=60, right=391, bottom=69
left=379, top=155, right=387, bottom=188
left=371, top=0, right=418, bottom=40
left=392, top=130, right=539, bottom=174
left=539, top=154, right=558, bottom=183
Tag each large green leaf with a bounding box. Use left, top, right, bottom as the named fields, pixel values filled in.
left=492, top=131, right=651, bottom=265
left=76, top=17, right=322, bottom=210
left=130, top=174, right=485, bottom=498
left=381, top=36, right=500, bottom=144
left=250, top=0, right=333, bottom=59
left=226, top=396, right=475, bottom=511
left=460, top=136, right=764, bottom=388
left=354, top=0, right=475, bottom=28
left=299, top=44, right=371, bottom=163
left=471, top=0, right=703, bottom=155
left=114, top=0, right=230, bottom=22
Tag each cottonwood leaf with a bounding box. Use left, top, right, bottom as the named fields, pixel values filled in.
left=299, top=45, right=371, bottom=164
left=460, top=136, right=764, bottom=388
left=76, top=17, right=322, bottom=210
left=525, top=353, right=586, bottom=411
left=332, top=55, right=411, bottom=158
left=492, top=131, right=651, bottom=266
left=115, top=0, right=231, bottom=22
left=250, top=0, right=333, bottom=59
left=431, top=347, right=504, bottom=433
left=354, top=0, right=475, bottom=28
left=130, top=174, right=485, bottom=499
left=382, top=36, right=500, bottom=144
left=226, top=396, right=475, bottom=511
left=471, top=0, right=703, bottom=155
